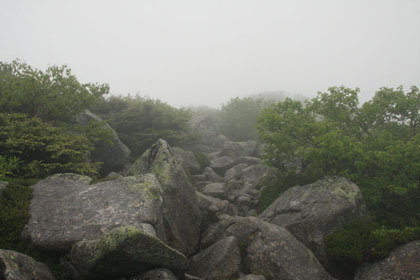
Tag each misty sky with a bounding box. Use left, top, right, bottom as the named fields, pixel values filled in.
left=1, top=0, right=420, bottom=108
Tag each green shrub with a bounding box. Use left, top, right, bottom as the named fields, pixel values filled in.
left=194, top=151, right=211, bottom=169
left=324, top=217, right=420, bottom=276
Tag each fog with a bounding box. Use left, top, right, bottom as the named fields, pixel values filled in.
left=1, top=0, right=419, bottom=108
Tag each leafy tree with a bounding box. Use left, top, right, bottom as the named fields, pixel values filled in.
left=0, top=60, right=109, bottom=122
left=0, top=113, right=100, bottom=178
left=91, top=95, right=198, bottom=158
left=220, top=97, right=268, bottom=141
left=258, top=86, right=420, bottom=228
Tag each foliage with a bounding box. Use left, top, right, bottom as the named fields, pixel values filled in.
left=220, top=97, right=268, bottom=141
left=0, top=113, right=100, bottom=178
left=0, top=60, right=109, bottom=122
left=91, top=95, right=199, bottom=158
left=324, top=217, right=420, bottom=276
left=0, top=155, right=22, bottom=177
left=194, top=151, right=211, bottom=169
left=257, top=86, right=420, bottom=228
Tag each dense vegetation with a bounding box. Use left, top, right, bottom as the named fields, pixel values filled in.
left=257, top=86, right=420, bottom=274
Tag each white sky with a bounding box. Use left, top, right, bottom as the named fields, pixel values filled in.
left=1, top=0, right=419, bottom=108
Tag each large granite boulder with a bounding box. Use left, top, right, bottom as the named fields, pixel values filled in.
left=0, top=249, right=55, bottom=280
left=173, top=147, right=202, bottom=175
left=210, top=156, right=235, bottom=176
left=126, top=139, right=201, bottom=256
left=72, top=109, right=131, bottom=175
left=69, top=226, right=188, bottom=280
left=202, top=183, right=226, bottom=200
left=22, top=173, right=165, bottom=252
left=219, top=140, right=258, bottom=158
left=259, top=177, right=367, bottom=265
left=354, top=240, right=420, bottom=280
left=188, top=236, right=241, bottom=280
left=200, top=215, right=333, bottom=280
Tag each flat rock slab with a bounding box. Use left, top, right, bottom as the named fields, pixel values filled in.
left=23, top=173, right=165, bottom=252
left=0, top=249, right=55, bottom=280
left=70, top=226, right=188, bottom=280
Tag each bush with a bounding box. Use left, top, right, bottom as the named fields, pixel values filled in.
left=324, top=217, right=420, bottom=276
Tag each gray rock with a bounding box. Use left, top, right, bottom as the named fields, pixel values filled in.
left=196, top=191, right=237, bottom=231
left=0, top=249, right=55, bottom=280
left=130, top=268, right=177, bottom=280
left=224, top=164, right=249, bottom=182
left=201, top=215, right=333, bottom=280
left=220, top=140, right=258, bottom=158
left=126, top=139, right=201, bottom=256
left=202, top=167, right=223, bottom=183
left=173, top=147, right=202, bottom=175
left=69, top=226, right=188, bottom=280
left=202, top=183, right=226, bottom=200
left=354, top=240, right=420, bottom=280
left=214, top=135, right=229, bottom=148
left=188, top=236, right=241, bottom=280
left=0, top=181, right=8, bottom=198
left=259, top=176, right=367, bottom=265
left=239, top=275, right=266, bottom=280
left=210, top=156, right=235, bottom=176
left=239, top=164, right=270, bottom=187
left=73, top=109, right=131, bottom=175
left=234, top=156, right=261, bottom=166
left=194, top=180, right=213, bottom=191
left=23, top=173, right=165, bottom=252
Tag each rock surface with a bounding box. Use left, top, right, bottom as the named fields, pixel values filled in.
left=73, top=109, right=131, bottom=175
left=173, top=147, right=202, bottom=175
left=130, top=268, right=178, bottom=280
left=69, top=226, right=188, bottom=280
left=259, top=176, right=367, bottom=264
left=188, top=236, right=241, bottom=280
left=200, top=215, right=333, bottom=280
left=23, top=173, right=165, bottom=252
left=0, top=249, right=55, bottom=280
left=220, top=140, right=258, bottom=158
left=202, top=183, right=226, bottom=200
left=210, top=156, right=235, bottom=176
left=126, top=139, right=201, bottom=256
left=354, top=240, right=420, bottom=280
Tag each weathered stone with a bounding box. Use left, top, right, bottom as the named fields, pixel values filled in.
left=23, top=173, right=165, bottom=252
left=202, top=183, right=226, bottom=200
left=239, top=275, right=266, bottom=280
left=202, top=167, right=223, bottom=183
left=239, top=164, right=270, bottom=187
left=234, top=156, right=261, bottom=166
left=196, top=191, right=237, bottom=231
left=70, top=226, right=188, bottom=280
left=126, top=139, right=201, bottom=256
left=130, top=268, right=178, bottom=280
left=259, top=176, right=367, bottom=265
left=354, top=240, right=420, bottom=280
left=201, top=215, right=333, bottom=280
left=224, top=164, right=248, bottom=182
left=72, top=109, right=131, bottom=175
left=0, top=181, right=8, bottom=198
left=0, top=249, right=55, bottom=280
left=210, top=156, right=235, bottom=176
left=173, top=147, right=202, bottom=175
left=188, top=236, right=241, bottom=280
left=220, top=140, right=258, bottom=158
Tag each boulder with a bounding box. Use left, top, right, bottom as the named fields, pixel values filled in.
left=202, top=167, right=223, bottom=183
left=234, top=156, right=261, bottom=166
left=130, top=268, right=177, bottom=280
left=188, top=236, right=241, bottom=280
left=210, top=156, right=235, bottom=176
left=202, top=183, right=226, bottom=200
left=200, top=215, right=333, bottom=280
left=173, top=147, right=202, bottom=175
left=354, top=240, right=420, bottom=280
left=72, top=109, right=131, bottom=175
left=196, top=191, right=237, bottom=231
left=126, top=139, right=201, bottom=256
left=239, top=275, right=266, bottom=280
left=0, top=249, right=55, bottom=280
left=259, top=176, right=367, bottom=265
left=224, top=164, right=248, bottom=182
left=23, top=173, right=165, bottom=252
left=220, top=140, right=258, bottom=158
left=69, top=226, right=188, bottom=280
left=239, top=164, right=270, bottom=187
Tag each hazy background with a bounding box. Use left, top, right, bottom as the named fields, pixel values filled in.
left=1, top=0, right=419, bottom=108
